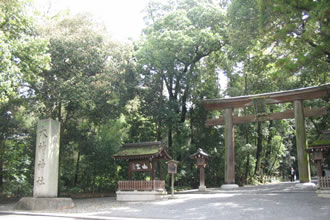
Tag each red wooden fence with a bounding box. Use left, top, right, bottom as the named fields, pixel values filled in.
left=118, top=180, right=165, bottom=191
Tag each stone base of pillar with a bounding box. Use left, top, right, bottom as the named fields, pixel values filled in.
left=221, top=184, right=239, bottom=190
left=14, top=197, right=74, bottom=210
left=199, top=185, right=207, bottom=192
left=116, top=191, right=167, bottom=201
left=295, top=182, right=316, bottom=190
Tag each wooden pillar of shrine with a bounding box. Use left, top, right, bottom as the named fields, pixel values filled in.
left=152, top=159, right=156, bottom=181
left=316, top=160, right=323, bottom=177
left=200, top=166, right=205, bottom=187
left=294, top=100, right=311, bottom=183
left=224, top=108, right=235, bottom=185
left=309, top=151, right=324, bottom=177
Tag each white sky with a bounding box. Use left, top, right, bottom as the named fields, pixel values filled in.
left=34, top=0, right=151, bottom=42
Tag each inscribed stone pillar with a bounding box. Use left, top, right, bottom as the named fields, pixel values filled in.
left=294, top=100, right=311, bottom=183
left=33, top=119, right=60, bottom=198
left=224, top=108, right=235, bottom=184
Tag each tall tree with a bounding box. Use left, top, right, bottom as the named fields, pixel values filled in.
left=136, top=0, right=225, bottom=151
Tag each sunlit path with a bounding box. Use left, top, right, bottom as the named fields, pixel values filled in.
left=1, top=182, right=329, bottom=220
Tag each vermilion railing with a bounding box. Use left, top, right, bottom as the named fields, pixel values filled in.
left=118, top=180, right=165, bottom=191
left=319, top=176, right=330, bottom=189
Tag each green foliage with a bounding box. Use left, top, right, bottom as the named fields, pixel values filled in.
left=0, top=100, right=35, bottom=196
left=60, top=118, right=127, bottom=193
left=0, top=0, right=329, bottom=197
left=137, top=0, right=224, bottom=149
left=0, top=0, right=50, bottom=103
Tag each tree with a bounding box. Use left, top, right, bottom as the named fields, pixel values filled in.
left=257, top=0, right=330, bottom=86
left=0, top=100, right=35, bottom=195
left=136, top=0, right=225, bottom=151
left=0, top=0, right=50, bottom=103
left=26, top=13, right=137, bottom=192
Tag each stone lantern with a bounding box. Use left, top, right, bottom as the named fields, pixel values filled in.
left=190, top=148, right=209, bottom=192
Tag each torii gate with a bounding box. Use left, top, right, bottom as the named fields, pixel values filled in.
left=200, top=84, right=330, bottom=188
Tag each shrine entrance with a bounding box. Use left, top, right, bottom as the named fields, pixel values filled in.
left=200, top=84, right=330, bottom=188
left=113, top=141, right=172, bottom=201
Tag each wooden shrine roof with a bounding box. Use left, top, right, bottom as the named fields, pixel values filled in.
left=190, top=148, right=209, bottom=159
left=200, top=83, right=330, bottom=110
left=306, top=130, right=330, bottom=153
left=112, top=141, right=172, bottom=160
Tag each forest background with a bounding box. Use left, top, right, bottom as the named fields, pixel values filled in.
left=0, top=0, right=329, bottom=197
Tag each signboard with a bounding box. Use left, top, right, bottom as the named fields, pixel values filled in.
left=197, top=158, right=206, bottom=167
left=168, top=161, right=178, bottom=174
left=312, top=151, right=323, bottom=161
left=129, top=160, right=151, bottom=172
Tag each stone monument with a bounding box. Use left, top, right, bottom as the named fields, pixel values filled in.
left=15, top=119, right=74, bottom=210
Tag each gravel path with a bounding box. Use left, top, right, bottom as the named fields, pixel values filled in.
left=0, top=182, right=329, bottom=220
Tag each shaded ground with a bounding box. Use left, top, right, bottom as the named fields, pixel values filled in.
left=0, top=182, right=329, bottom=220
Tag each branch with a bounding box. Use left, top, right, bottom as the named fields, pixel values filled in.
left=308, top=118, right=322, bottom=135
left=162, top=72, right=173, bottom=98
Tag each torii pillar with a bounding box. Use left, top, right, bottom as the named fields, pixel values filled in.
left=294, top=100, right=311, bottom=183
left=221, top=108, right=239, bottom=189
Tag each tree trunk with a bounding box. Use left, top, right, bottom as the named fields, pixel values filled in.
left=0, top=142, right=3, bottom=188
left=265, top=113, right=273, bottom=176
left=254, top=121, right=263, bottom=175
left=180, top=87, right=189, bottom=123
left=244, top=121, right=250, bottom=184
left=74, top=151, right=81, bottom=187
left=168, top=126, right=173, bottom=155
left=245, top=152, right=250, bottom=184
left=157, top=120, right=162, bottom=141
left=157, top=77, right=164, bottom=141
left=189, top=108, right=194, bottom=145
left=244, top=73, right=250, bottom=184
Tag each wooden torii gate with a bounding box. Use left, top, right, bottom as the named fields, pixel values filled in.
left=200, top=84, right=330, bottom=187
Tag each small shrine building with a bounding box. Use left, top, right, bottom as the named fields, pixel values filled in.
left=113, top=141, right=172, bottom=201
left=306, top=130, right=330, bottom=191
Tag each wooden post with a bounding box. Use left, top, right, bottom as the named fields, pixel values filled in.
left=200, top=166, right=205, bottom=187
left=171, top=173, right=174, bottom=197
left=152, top=159, right=156, bottom=181
left=316, top=160, right=322, bottom=177
left=167, top=160, right=178, bottom=196
left=152, top=159, right=156, bottom=190
left=294, top=100, right=311, bottom=183
left=159, top=160, right=162, bottom=180
left=128, top=170, right=132, bottom=180
left=224, top=108, right=235, bottom=184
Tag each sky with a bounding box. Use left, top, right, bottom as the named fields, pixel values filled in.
left=34, top=0, right=151, bottom=42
